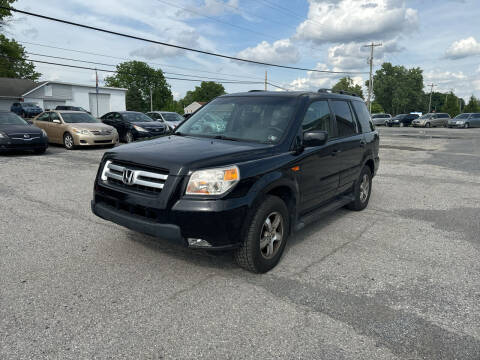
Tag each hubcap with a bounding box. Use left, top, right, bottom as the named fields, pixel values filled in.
left=259, top=212, right=284, bottom=259
left=359, top=174, right=370, bottom=203
left=126, top=132, right=133, bottom=143
left=65, top=135, right=73, bottom=148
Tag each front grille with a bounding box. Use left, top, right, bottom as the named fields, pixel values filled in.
left=95, top=194, right=166, bottom=221
left=94, top=140, right=112, bottom=144
left=91, top=130, right=112, bottom=136
left=145, top=127, right=165, bottom=134
left=101, top=161, right=168, bottom=194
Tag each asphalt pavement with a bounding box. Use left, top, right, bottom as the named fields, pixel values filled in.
left=1, top=127, right=480, bottom=359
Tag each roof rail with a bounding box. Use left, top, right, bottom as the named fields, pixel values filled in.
left=317, top=88, right=332, bottom=93
left=248, top=90, right=265, bottom=92
left=318, top=88, right=360, bottom=97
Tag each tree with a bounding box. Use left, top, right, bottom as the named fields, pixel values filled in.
left=332, top=76, right=363, bottom=98
left=370, top=102, right=384, bottom=113
left=0, top=34, right=41, bottom=80
left=370, top=62, right=424, bottom=115
left=180, top=81, right=226, bottom=108
left=441, top=91, right=461, bottom=117
left=1, top=0, right=15, bottom=28
left=463, top=95, right=480, bottom=113
left=105, top=61, right=172, bottom=112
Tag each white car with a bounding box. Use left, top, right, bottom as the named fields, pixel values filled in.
left=146, top=111, right=184, bottom=130
left=371, top=113, right=392, bottom=126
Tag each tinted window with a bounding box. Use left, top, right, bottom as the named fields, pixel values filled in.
left=454, top=113, right=470, bottom=119
left=438, top=113, right=449, bottom=118
left=302, top=101, right=331, bottom=134
left=351, top=101, right=374, bottom=133
left=0, top=112, right=28, bottom=125
left=473, top=113, right=480, bottom=118
left=37, top=113, right=51, bottom=122
left=122, top=112, right=154, bottom=122
left=161, top=112, right=184, bottom=122
left=331, top=101, right=357, bottom=137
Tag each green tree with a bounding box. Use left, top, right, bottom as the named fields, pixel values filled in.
left=1, top=0, right=15, bottom=27
left=0, top=34, right=40, bottom=80
left=370, top=101, right=384, bottom=113
left=463, top=95, right=480, bottom=113
left=180, top=81, right=226, bottom=108
left=441, top=91, right=461, bottom=117
left=105, top=61, right=172, bottom=112
left=369, top=62, right=424, bottom=115
left=332, top=76, right=364, bottom=98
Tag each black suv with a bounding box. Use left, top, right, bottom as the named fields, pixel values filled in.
left=91, top=91, right=379, bottom=273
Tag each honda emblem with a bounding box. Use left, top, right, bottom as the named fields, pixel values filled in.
left=122, top=169, right=135, bottom=185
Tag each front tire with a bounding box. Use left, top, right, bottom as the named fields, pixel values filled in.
left=124, top=131, right=134, bottom=143
left=234, top=195, right=289, bottom=273
left=465, top=123, right=470, bottom=129
left=63, top=133, right=75, bottom=150
left=34, top=148, right=46, bottom=154
left=400, top=122, right=404, bottom=127
left=347, top=166, right=372, bottom=211
left=425, top=122, right=431, bottom=128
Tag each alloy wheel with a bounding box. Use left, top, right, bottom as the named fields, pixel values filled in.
left=359, top=174, right=370, bottom=203
left=64, top=134, right=74, bottom=149
left=259, top=212, right=284, bottom=259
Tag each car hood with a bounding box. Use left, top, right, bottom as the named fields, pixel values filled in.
left=131, top=121, right=165, bottom=127
left=67, top=123, right=114, bottom=131
left=105, top=135, right=275, bottom=176
left=0, top=124, right=43, bottom=136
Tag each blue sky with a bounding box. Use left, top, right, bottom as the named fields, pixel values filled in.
left=5, top=0, right=480, bottom=101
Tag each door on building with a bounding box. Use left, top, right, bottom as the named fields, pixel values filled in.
left=89, top=93, right=110, bottom=118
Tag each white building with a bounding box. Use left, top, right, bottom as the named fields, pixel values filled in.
left=0, top=78, right=127, bottom=117
left=184, top=101, right=206, bottom=114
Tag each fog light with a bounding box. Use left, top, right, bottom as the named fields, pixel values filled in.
left=187, top=238, right=212, bottom=248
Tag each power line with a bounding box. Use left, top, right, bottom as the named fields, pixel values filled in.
left=25, top=52, right=265, bottom=82
left=19, top=40, right=264, bottom=80
left=2, top=55, right=265, bottom=85
left=2, top=6, right=368, bottom=75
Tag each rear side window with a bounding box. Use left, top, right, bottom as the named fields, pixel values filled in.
left=331, top=100, right=357, bottom=137
left=473, top=113, right=480, bottom=118
left=302, top=101, right=332, bottom=134
left=438, top=113, right=449, bottom=118
left=351, top=101, right=374, bottom=133
left=37, top=113, right=51, bottom=122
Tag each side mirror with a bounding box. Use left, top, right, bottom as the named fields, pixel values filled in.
left=52, top=119, right=61, bottom=124
left=303, top=130, right=328, bottom=147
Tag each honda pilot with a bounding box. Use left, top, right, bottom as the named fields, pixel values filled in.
left=91, top=90, right=380, bottom=273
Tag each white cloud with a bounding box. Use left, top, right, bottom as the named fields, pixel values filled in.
left=237, top=39, right=300, bottom=64
left=295, top=0, right=418, bottom=44
left=424, top=70, right=479, bottom=99
left=287, top=63, right=343, bottom=91
left=445, top=37, right=480, bottom=59
left=130, top=30, right=200, bottom=59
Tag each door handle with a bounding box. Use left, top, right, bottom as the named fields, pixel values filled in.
left=331, top=149, right=342, bottom=156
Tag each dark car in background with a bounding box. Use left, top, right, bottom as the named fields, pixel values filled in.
left=388, top=113, right=419, bottom=127
left=100, top=111, right=168, bottom=143
left=92, top=90, right=380, bottom=273
left=0, top=111, right=48, bottom=154
left=10, top=102, right=43, bottom=118
left=448, top=113, right=480, bottom=128
left=146, top=111, right=184, bottom=130
left=55, top=105, right=91, bottom=114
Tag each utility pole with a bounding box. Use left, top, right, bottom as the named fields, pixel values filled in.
left=95, top=69, right=99, bottom=117
left=363, top=42, right=382, bottom=113
left=150, top=86, right=153, bottom=112
left=427, top=83, right=436, bottom=113
left=265, top=70, right=267, bottom=91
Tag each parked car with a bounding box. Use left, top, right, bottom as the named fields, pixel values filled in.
left=33, top=111, right=118, bottom=150
left=101, top=111, right=168, bottom=143
left=146, top=111, right=184, bottom=130
left=10, top=102, right=43, bottom=118
left=91, top=90, right=380, bottom=273
left=371, top=113, right=392, bottom=126
left=55, top=105, right=91, bottom=114
left=0, top=111, right=48, bottom=153
left=448, top=113, right=480, bottom=128
left=412, top=113, right=450, bottom=128
left=388, top=113, right=419, bottom=127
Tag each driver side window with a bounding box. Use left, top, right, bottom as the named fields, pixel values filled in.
left=50, top=112, right=61, bottom=122
left=302, top=101, right=332, bottom=134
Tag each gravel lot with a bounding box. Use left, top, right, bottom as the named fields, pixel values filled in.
left=1, top=127, right=480, bottom=359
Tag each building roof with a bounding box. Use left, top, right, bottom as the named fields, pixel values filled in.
left=0, top=78, right=46, bottom=98
left=0, top=77, right=127, bottom=99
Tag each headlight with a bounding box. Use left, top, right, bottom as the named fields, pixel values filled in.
left=186, top=165, right=240, bottom=196
left=72, top=128, right=90, bottom=135
left=133, top=125, right=148, bottom=132
left=0, top=131, right=8, bottom=138
left=41, top=129, right=48, bottom=137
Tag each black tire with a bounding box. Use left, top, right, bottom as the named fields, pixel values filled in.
left=465, top=123, right=470, bottom=129
left=124, top=131, right=134, bottom=143
left=63, top=133, right=75, bottom=150
left=346, top=166, right=372, bottom=211
left=34, top=148, right=46, bottom=154
left=21, top=111, right=26, bottom=118
left=425, top=122, right=431, bottom=128
left=234, top=195, right=289, bottom=273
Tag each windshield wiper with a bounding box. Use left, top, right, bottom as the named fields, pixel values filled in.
left=212, top=135, right=240, bottom=141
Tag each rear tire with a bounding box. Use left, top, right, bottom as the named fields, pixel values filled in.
left=34, top=148, right=46, bottom=154
left=346, top=166, right=372, bottom=211
left=63, top=133, right=75, bottom=150
left=234, top=195, right=289, bottom=273
left=425, top=122, right=431, bottom=128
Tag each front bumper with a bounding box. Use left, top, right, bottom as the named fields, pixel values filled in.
left=91, top=182, right=248, bottom=249
left=74, top=133, right=119, bottom=146
left=412, top=122, right=425, bottom=127
left=448, top=122, right=466, bottom=128
left=0, top=136, right=48, bottom=152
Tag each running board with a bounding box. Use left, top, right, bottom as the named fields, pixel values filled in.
left=294, top=194, right=355, bottom=232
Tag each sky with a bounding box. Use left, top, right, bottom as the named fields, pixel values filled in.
left=3, top=0, right=480, bottom=102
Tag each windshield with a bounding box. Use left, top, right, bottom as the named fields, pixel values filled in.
left=61, top=113, right=100, bottom=124
left=393, top=114, right=406, bottom=119
left=454, top=113, right=470, bottom=119
left=175, top=96, right=297, bottom=144
left=123, top=113, right=154, bottom=122
left=0, top=112, right=29, bottom=125
left=419, top=114, right=432, bottom=119
left=161, top=112, right=184, bottom=122
left=372, top=114, right=390, bottom=118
